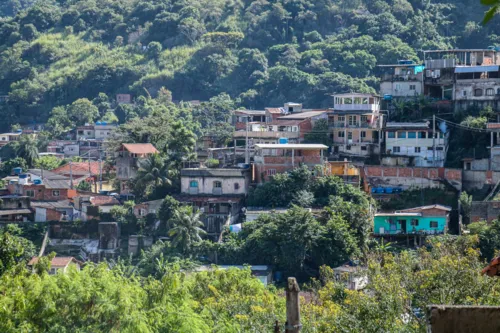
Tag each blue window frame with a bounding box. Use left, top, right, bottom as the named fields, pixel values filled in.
left=397, top=131, right=406, bottom=139
left=190, top=180, right=198, bottom=188
left=418, top=131, right=426, bottom=139
left=388, top=132, right=395, bottom=139
left=407, top=131, right=416, bottom=139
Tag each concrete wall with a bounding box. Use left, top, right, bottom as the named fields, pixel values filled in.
left=362, top=166, right=462, bottom=191
left=380, top=80, right=423, bottom=97
left=471, top=201, right=500, bottom=223
left=463, top=170, right=500, bottom=190
left=181, top=175, right=249, bottom=195
left=428, top=305, right=500, bottom=333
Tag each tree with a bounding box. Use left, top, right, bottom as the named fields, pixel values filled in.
left=168, top=206, right=206, bottom=254
left=460, top=191, right=473, bottom=226
left=33, top=155, right=61, bottom=170
left=67, top=98, right=99, bottom=126
left=133, top=154, right=173, bottom=197
left=0, top=224, right=36, bottom=275
left=146, top=41, right=162, bottom=60
left=13, top=135, right=38, bottom=167
left=76, top=180, right=92, bottom=192
left=0, top=157, right=27, bottom=176
left=482, top=0, right=500, bottom=24
left=158, top=195, right=180, bottom=229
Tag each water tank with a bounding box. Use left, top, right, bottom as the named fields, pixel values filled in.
left=279, top=137, right=289, bottom=144
left=96, top=121, right=102, bottom=125
left=383, top=94, right=393, bottom=101
left=15, top=129, right=22, bottom=133
left=102, top=121, right=107, bottom=125
left=385, top=187, right=393, bottom=194
left=18, top=174, right=28, bottom=185
left=33, top=179, right=42, bottom=185
left=12, top=167, right=23, bottom=175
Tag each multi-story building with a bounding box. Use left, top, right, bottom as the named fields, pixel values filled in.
left=423, top=49, right=500, bottom=111
left=0, top=131, right=22, bottom=147
left=232, top=103, right=328, bottom=158
left=178, top=168, right=250, bottom=240
left=115, top=143, right=159, bottom=194
left=76, top=123, right=117, bottom=141
left=383, top=122, right=448, bottom=167
left=253, top=143, right=328, bottom=183
left=329, top=93, right=385, bottom=159
left=378, top=60, right=425, bottom=98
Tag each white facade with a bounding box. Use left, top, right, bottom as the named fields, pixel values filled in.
left=332, top=266, right=368, bottom=291
left=385, top=126, right=447, bottom=167
left=181, top=169, right=250, bottom=196
left=380, top=80, right=423, bottom=97
left=333, top=93, right=380, bottom=112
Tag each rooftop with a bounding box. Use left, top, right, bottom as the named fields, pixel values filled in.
left=398, top=204, right=452, bottom=212
left=277, top=111, right=327, bottom=120
left=31, top=200, right=73, bottom=209
left=332, top=93, right=380, bottom=97
left=181, top=168, right=249, bottom=178
left=175, top=195, right=243, bottom=204
left=27, top=169, right=68, bottom=180
left=233, top=109, right=266, bottom=115
left=28, top=256, right=79, bottom=268
left=254, top=144, right=328, bottom=150
left=51, top=162, right=101, bottom=176
left=374, top=212, right=422, bottom=217
left=89, top=196, right=120, bottom=206
left=265, top=107, right=283, bottom=114
left=385, top=122, right=430, bottom=130
left=0, top=209, right=32, bottom=216
left=487, top=123, right=500, bottom=129
left=121, top=143, right=159, bottom=154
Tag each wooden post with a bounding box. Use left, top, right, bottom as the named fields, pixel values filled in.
left=285, top=277, right=301, bottom=333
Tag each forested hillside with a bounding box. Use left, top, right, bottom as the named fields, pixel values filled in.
left=0, top=0, right=495, bottom=130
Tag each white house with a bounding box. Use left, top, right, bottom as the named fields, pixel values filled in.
left=332, top=264, right=368, bottom=291
left=383, top=122, right=448, bottom=167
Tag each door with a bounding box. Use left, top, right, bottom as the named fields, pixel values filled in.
left=400, top=219, right=407, bottom=233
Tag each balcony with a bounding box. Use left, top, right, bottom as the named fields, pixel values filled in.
left=380, top=74, right=420, bottom=82
left=257, top=156, right=326, bottom=166
left=329, top=122, right=377, bottom=129
left=233, top=131, right=300, bottom=139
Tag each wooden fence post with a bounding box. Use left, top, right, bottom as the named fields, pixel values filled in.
left=285, top=277, right=301, bottom=333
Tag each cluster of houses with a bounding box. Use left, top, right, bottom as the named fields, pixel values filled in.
left=7, top=49, right=500, bottom=287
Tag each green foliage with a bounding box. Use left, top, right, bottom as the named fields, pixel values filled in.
left=205, top=158, right=219, bottom=168
left=0, top=156, right=27, bottom=177
left=168, top=206, right=207, bottom=255
left=76, top=180, right=92, bottom=192
left=460, top=191, right=473, bottom=225
left=0, top=225, right=36, bottom=275
left=11, top=135, right=38, bottom=167
left=33, top=155, right=62, bottom=170
left=469, top=219, right=500, bottom=260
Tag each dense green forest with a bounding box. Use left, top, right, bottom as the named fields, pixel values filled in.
left=0, top=0, right=496, bottom=131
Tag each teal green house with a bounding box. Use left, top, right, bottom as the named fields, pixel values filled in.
left=374, top=204, right=451, bottom=235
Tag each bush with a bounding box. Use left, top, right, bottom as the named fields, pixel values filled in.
left=205, top=158, right=219, bottom=168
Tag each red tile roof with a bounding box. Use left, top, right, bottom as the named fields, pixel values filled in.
left=28, top=256, right=77, bottom=267
left=122, top=143, right=159, bottom=154
left=51, top=162, right=101, bottom=176
left=89, top=196, right=120, bottom=206
left=266, top=108, right=283, bottom=114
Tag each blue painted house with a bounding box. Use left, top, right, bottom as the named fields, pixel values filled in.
left=374, top=204, right=451, bottom=235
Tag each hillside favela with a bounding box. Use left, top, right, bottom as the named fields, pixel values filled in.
left=5, top=1, right=500, bottom=332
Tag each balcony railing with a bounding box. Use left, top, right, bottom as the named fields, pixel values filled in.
left=233, top=131, right=300, bottom=139
left=381, top=74, right=420, bottom=82
left=329, top=122, right=378, bottom=129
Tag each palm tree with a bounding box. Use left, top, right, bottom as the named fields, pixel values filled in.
left=14, top=135, right=39, bottom=167
left=134, top=154, right=172, bottom=190
left=168, top=207, right=206, bottom=254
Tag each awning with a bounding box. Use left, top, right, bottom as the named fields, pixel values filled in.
left=0, top=209, right=32, bottom=216
left=455, top=66, right=499, bottom=74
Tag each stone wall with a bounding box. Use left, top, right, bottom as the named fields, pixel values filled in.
left=471, top=201, right=500, bottom=223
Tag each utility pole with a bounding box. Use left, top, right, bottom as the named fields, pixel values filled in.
left=245, top=116, right=249, bottom=164
left=69, top=162, right=73, bottom=189
left=99, top=153, right=103, bottom=192
left=432, top=114, right=436, bottom=167
left=285, top=277, right=301, bottom=333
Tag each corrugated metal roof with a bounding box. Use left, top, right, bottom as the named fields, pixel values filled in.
left=487, top=123, right=500, bottom=129
left=455, top=66, right=499, bottom=73
left=0, top=209, right=32, bottom=216
left=277, top=111, right=327, bottom=120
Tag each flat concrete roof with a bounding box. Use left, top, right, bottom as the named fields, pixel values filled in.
left=254, top=144, right=328, bottom=150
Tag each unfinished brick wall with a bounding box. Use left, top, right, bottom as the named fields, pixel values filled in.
left=428, top=305, right=500, bottom=333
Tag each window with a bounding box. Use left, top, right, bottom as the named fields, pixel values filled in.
left=430, top=221, right=438, bottom=228
left=190, top=180, right=198, bottom=188
left=354, top=97, right=362, bottom=104
left=361, top=146, right=367, bottom=151
left=52, top=190, right=60, bottom=197
left=486, top=88, right=494, bottom=96
left=234, top=183, right=240, bottom=190
left=388, top=132, right=395, bottom=139
left=338, top=116, right=345, bottom=122
left=361, top=115, right=368, bottom=122
left=338, top=131, right=345, bottom=138
left=474, top=89, right=483, bottom=97
left=267, top=169, right=276, bottom=176
left=411, top=219, right=419, bottom=226
left=213, top=181, right=222, bottom=188
left=347, top=132, right=353, bottom=140
left=362, top=98, right=369, bottom=104
left=436, top=147, right=444, bottom=151
left=407, top=131, right=416, bottom=139
left=410, top=84, right=416, bottom=90
left=346, top=145, right=351, bottom=150
left=427, top=147, right=434, bottom=151
left=26, top=190, right=35, bottom=197
left=439, top=132, right=444, bottom=138
left=348, top=115, right=357, bottom=126
left=418, top=131, right=426, bottom=139
left=462, top=90, right=467, bottom=97
left=397, top=131, right=406, bottom=139
left=415, top=147, right=421, bottom=153
left=393, top=146, right=401, bottom=153
left=361, top=131, right=366, bottom=138
left=139, top=209, right=146, bottom=216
